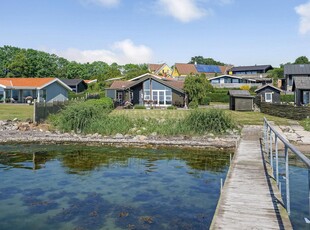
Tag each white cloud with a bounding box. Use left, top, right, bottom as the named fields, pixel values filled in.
left=48, top=39, right=153, bottom=64
left=80, top=0, right=120, bottom=8
left=295, top=1, right=310, bottom=34
left=157, top=0, right=210, bottom=23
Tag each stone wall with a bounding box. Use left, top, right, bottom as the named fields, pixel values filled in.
left=260, top=102, right=310, bottom=120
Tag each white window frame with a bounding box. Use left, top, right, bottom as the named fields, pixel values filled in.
left=265, top=92, right=273, bottom=103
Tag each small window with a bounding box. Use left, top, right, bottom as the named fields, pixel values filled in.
left=265, top=92, right=272, bottom=103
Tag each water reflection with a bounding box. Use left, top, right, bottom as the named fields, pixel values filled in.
left=0, top=144, right=232, bottom=230
left=0, top=145, right=231, bottom=173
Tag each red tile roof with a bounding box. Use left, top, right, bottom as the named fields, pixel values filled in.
left=0, top=78, right=55, bottom=88
left=174, top=63, right=198, bottom=75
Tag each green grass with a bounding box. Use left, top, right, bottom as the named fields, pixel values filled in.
left=0, top=104, right=33, bottom=121
left=112, top=108, right=293, bottom=126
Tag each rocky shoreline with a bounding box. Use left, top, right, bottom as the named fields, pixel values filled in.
left=0, top=120, right=239, bottom=149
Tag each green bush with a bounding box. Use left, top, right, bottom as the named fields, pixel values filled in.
left=134, top=105, right=146, bottom=109
left=85, top=97, right=113, bottom=109
left=206, top=93, right=229, bottom=103
left=189, top=101, right=198, bottom=109
left=200, top=97, right=211, bottom=105
left=167, top=106, right=177, bottom=110
left=281, top=94, right=294, bottom=103
left=184, top=109, right=235, bottom=134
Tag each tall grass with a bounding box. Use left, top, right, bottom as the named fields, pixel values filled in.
left=184, top=109, right=236, bottom=134
left=86, top=115, right=133, bottom=135
left=51, top=103, right=103, bottom=132
left=51, top=101, right=236, bottom=135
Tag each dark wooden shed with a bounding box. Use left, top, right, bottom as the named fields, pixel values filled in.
left=60, top=79, right=88, bottom=93
left=255, top=84, right=281, bottom=103
left=227, top=90, right=254, bottom=111
left=292, top=77, right=310, bottom=106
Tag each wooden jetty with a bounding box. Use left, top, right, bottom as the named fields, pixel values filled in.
left=211, top=125, right=292, bottom=230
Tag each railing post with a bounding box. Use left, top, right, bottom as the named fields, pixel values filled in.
left=275, top=136, right=279, bottom=185
left=308, top=169, right=310, bottom=223
left=285, top=146, right=290, bottom=215
left=263, top=120, right=267, bottom=153
left=269, top=129, right=273, bottom=170
left=264, top=121, right=268, bottom=154
left=220, top=178, right=223, bottom=192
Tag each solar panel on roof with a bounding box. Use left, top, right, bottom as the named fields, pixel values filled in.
left=195, top=64, right=221, bottom=73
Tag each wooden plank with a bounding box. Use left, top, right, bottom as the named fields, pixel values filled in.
left=211, top=125, right=292, bottom=230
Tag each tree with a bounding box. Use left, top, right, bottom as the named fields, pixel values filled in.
left=267, top=67, right=284, bottom=86
left=123, top=63, right=149, bottom=80
left=294, top=56, right=309, bottom=64
left=184, top=74, right=214, bottom=104
left=7, top=50, right=28, bottom=77
left=189, top=56, right=226, bottom=66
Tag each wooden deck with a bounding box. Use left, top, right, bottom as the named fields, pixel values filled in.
left=211, top=125, right=292, bottom=230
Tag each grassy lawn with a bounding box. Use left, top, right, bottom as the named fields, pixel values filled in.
left=0, top=104, right=33, bottom=121
left=111, top=108, right=293, bottom=126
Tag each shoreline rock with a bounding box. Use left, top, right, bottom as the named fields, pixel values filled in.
left=0, top=120, right=239, bottom=149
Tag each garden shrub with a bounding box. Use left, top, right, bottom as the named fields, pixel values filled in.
left=189, top=101, right=198, bottom=109
left=200, top=97, right=211, bottom=105
left=85, top=97, right=113, bottom=110
left=281, top=94, right=294, bottom=103
left=134, top=105, right=146, bottom=109
left=167, top=106, right=177, bottom=110
left=240, top=85, right=251, bottom=90
left=206, top=93, right=229, bottom=103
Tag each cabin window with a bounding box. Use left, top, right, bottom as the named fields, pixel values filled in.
left=265, top=92, right=272, bottom=103
left=303, top=91, right=310, bottom=105
left=117, top=92, right=123, bottom=103
left=232, top=79, right=240, bottom=83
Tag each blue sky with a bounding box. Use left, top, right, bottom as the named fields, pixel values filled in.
left=1, top=0, right=310, bottom=67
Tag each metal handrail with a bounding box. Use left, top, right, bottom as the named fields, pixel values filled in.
left=264, top=117, right=310, bottom=168
left=263, top=117, right=310, bottom=223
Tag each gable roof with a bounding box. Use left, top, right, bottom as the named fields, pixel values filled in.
left=109, top=81, right=133, bottom=90
left=255, top=84, right=282, bottom=93
left=227, top=90, right=253, bottom=98
left=108, top=74, right=184, bottom=93
left=230, top=65, right=273, bottom=72
left=84, top=79, right=98, bottom=84
left=292, top=77, right=310, bottom=90
left=284, top=64, right=310, bottom=75
left=174, top=63, right=198, bottom=75
left=219, top=65, right=233, bottom=74
left=60, top=79, right=86, bottom=86
left=148, top=64, right=164, bottom=72
left=209, top=75, right=242, bottom=81
left=0, top=78, right=72, bottom=90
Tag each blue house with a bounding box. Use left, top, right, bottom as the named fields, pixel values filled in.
left=0, top=78, right=72, bottom=103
